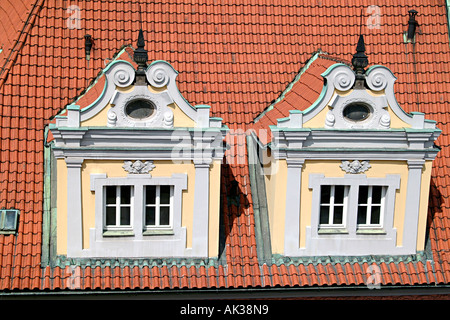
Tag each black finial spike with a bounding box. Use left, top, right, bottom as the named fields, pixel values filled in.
left=133, top=3, right=148, bottom=84
left=352, top=9, right=369, bottom=75
left=134, top=29, right=148, bottom=71
left=352, top=10, right=369, bottom=88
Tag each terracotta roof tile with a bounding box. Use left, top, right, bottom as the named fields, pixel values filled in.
left=0, top=0, right=449, bottom=293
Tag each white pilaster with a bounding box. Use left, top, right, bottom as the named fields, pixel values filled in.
left=65, top=157, right=84, bottom=257
left=284, top=159, right=304, bottom=255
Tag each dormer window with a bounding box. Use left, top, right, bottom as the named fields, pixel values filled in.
left=262, top=57, right=440, bottom=257
left=48, top=55, right=228, bottom=259
left=343, top=102, right=371, bottom=122
left=125, top=99, right=155, bottom=120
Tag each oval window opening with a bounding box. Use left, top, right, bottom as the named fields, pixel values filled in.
left=125, top=100, right=155, bottom=120
left=343, top=103, right=370, bottom=122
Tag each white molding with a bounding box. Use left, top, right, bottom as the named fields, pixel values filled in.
left=284, top=173, right=402, bottom=256
left=67, top=173, right=192, bottom=258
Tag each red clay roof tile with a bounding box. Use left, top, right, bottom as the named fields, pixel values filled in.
left=0, top=0, right=448, bottom=293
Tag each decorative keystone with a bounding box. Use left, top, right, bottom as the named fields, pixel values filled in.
left=340, top=160, right=371, bottom=174
left=123, top=160, right=155, bottom=174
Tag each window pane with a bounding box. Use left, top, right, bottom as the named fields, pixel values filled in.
left=146, top=186, right=156, bottom=204
left=320, top=186, right=331, bottom=204
left=145, top=207, right=156, bottom=226
left=333, top=206, right=343, bottom=224
left=160, top=186, right=171, bottom=204
left=120, top=207, right=131, bottom=225
left=358, top=186, right=368, bottom=204
left=120, top=186, right=131, bottom=204
left=357, top=206, right=367, bottom=225
left=160, top=206, right=170, bottom=225
left=372, top=186, right=382, bottom=204
left=106, top=186, right=116, bottom=204
left=319, top=206, right=330, bottom=224
left=334, top=186, right=345, bottom=204
left=371, top=206, right=381, bottom=224
left=106, top=207, right=116, bottom=226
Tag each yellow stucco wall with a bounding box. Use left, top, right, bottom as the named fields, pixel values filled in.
left=56, top=159, right=222, bottom=258
left=265, top=159, right=431, bottom=254
left=263, top=159, right=287, bottom=254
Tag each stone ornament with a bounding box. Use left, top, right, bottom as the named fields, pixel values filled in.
left=148, top=67, right=170, bottom=88
left=123, top=160, right=156, bottom=174
left=112, top=63, right=135, bottom=87
left=340, top=160, right=371, bottom=174
left=333, top=69, right=355, bottom=91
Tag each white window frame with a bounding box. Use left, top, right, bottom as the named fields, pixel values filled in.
left=103, top=185, right=134, bottom=232
left=357, top=185, right=386, bottom=231
left=309, top=174, right=400, bottom=237
left=319, top=185, right=349, bottom=231
left=144, top=185, right=174, bottom=232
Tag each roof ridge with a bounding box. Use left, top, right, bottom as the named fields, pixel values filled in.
left=0, top=0, right=45, bottom=88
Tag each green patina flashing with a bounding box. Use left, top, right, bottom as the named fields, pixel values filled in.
left=273, top=147, right=441, bottom=153
left=270, top=126, right=441, bottom=134
left=270, top=250, right=433, bottom=268
left=246, top=134, right=272, bottom=264
left=254, top=50, right=324, bottom=123
left=42, top=127, right=58, bottom=267
left=446, top=0, right=450, bottom=46
left=50, top=255, right=220, bottom=270
left=50, top=125, right=229, bottom=132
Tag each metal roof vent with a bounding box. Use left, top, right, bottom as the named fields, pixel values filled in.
left=0, top=209, right=19, bottom=234
left=404, top=10, right=419, bottom=43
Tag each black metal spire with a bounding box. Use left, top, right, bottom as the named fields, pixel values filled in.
left=351, top=34, right=369, bottom=89
left=133, top=29, right=148, bottom=85
left=352, top=34, right=369, bottom=76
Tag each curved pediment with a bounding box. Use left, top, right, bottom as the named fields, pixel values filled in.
left=53, top=49, right=223, bottom=129
left=276, top=63, right=437, bottom=130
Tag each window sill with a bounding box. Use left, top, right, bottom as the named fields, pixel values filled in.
left=103, top=230, right=135, bottom=237
left=356, top=228, right=386, bottom=235
left=143, top=229, right=174, bottom=236
left=318, top=228, right=348, bottom=234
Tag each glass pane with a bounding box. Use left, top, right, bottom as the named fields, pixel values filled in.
left=160, top=206, right=170, bottom=226
left=120, top=207, right=130, bottom=225
left=3, top=210, right=17, bottom=230
left=358, top=186, right=368, bottom=204
left=160, top=186, right=171, bottom=204
left=125, top=100, right=155, bottom=119
left=343, top=103, right=370, bottom=122
left=372, top=186, right=382, bottom=204
left=145, top=207, right=156, bottom=226
left=319, top=206, right=329, bottom=224
left=320, top=186, right=331, bottom=204
left=333, top=206, right=343, bottom=224
left=371, top=206, right=381, bottom=225
left=334, top=186, right=345, bottom=204
left=106, top=186, right=116, bottom=204
left=357, top=206, right=367, bottom=225
left=146, top=186, right=156, bottom=204
left=106, top=207, right=116, bottom=226
left=120, top=186, right=131, bottom=204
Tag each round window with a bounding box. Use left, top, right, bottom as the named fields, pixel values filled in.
left=343, top=103, right=371, bottom=122
left=125, top=99, right=155, bottom=120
